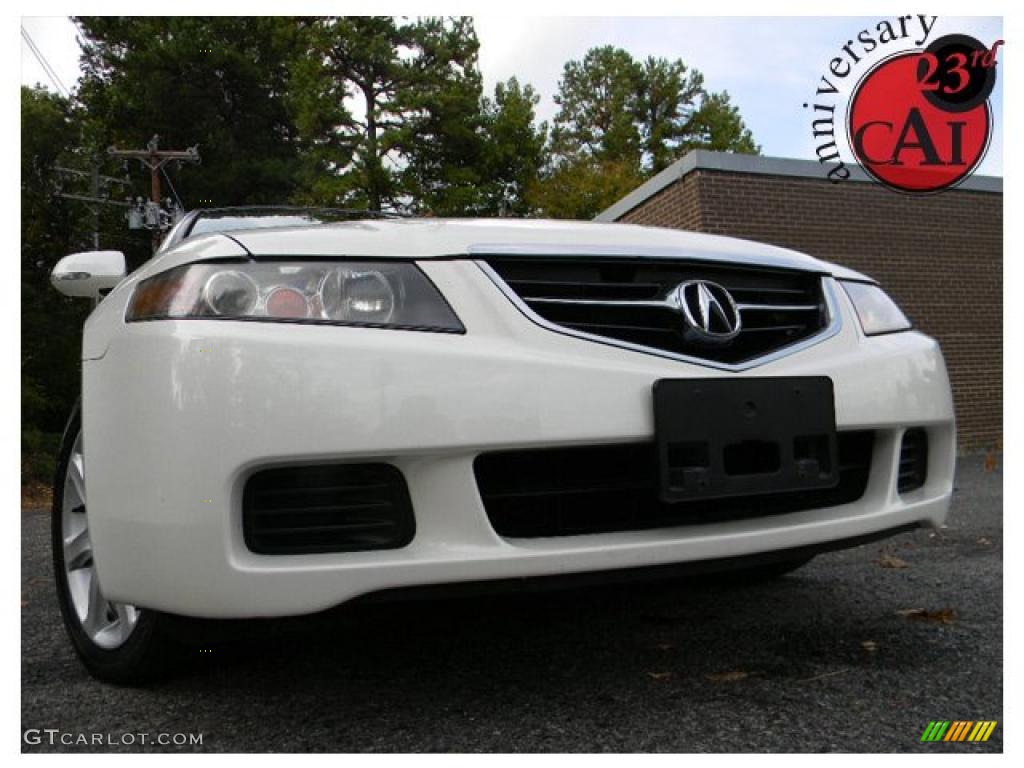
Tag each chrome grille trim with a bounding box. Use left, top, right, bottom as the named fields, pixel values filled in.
left=521, top=296, right=821, bottom=313
left=476, top=259, right=844, bottom=372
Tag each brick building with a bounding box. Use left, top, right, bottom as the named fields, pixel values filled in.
left=596, top=151, right=1002, bottom=451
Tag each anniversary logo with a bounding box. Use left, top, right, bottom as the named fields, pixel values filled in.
left=806, top=15, right=1001, bottom=193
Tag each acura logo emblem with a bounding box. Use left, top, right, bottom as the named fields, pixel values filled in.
left=674, top=280, right=742, bottom=343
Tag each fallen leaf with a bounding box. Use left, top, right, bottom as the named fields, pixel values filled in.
left=706, top=670, right=748, bottom=683
left=861, top=640, right=879, bottom=652
left=977, top=537, right=992, bottom=546
left=984, top=451, right=999, bottom=473
left=646, top=671, right=672, bottom=681
left=896, top=608, right=957, bottom=624
left=876, top=555, right=910, bottom=569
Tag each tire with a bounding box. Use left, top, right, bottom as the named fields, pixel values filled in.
left=51, top=408, right=181, bottom=684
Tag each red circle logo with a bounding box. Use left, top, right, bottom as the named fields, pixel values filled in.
left=847, top=52, right=991, bottom=193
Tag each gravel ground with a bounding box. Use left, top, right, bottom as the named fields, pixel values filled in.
left=21, top=455, right=1002, bottom=753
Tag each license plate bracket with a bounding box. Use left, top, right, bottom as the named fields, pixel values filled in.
left=654, top=377, right=839, bottom=502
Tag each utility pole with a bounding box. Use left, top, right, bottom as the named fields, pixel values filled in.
left=108, top=135, right=200, bottom=250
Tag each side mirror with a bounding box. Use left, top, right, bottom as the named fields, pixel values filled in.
left=50, top=251, right=127, bottom=299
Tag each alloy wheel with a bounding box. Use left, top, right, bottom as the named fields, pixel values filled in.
left=60, top=432, right=140, bottom=649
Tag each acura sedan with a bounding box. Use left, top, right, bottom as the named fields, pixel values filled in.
left=50, top=208, right=955, bottom=682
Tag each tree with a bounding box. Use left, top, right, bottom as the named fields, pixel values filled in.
left=550, top=46, right=642, bottom=167
left=295, top=16, right=489, bottom=215
left=636, top=55, right=705, bottom=173
left=684, top=91, right=759, bottom=155
left=551, top=46, right=758, bottom=172
left=534, top=45, right=759, bottom=218
left=479, top=77, right=548, bottom=216
left=526, top=158, right=643, bottom=221
left=288, top=20, right=360, bottom=208
left=75, top=16, right=307, bottom=208
left=298, top=16, right=412, bottom=211
left=398, top=17, right=488, bottom=216
left=21, top=87, right=89, bottom=439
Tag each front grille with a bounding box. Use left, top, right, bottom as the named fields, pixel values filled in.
left=898, top=428, right=928, bottom=493
left=483, top=257, right=829, bottom=365
left=243, top=464, right=415, bottom=554
left=475, top=431, right=874, bottom=538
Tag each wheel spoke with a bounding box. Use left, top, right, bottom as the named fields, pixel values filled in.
left=113, top=602, right=135, bottom=628
left=67, top=452, right=86, bottom=506
left=83, top=567, right=107, bottom=634
left=66, top=568, right=91, bottom=624
left=63, top=526, right=93, bottom=571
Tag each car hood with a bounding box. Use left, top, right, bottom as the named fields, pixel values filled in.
left=150, top=218, right=872, bottom=281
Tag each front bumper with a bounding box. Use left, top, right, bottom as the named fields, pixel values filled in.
left=83, top=261, right=956, bottom=618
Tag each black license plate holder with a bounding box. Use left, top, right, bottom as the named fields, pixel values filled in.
left=654, top=377, right=839, bottom=502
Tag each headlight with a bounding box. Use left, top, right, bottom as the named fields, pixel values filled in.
left=126, top=261, right=464, bottom=332
left=840, top=281, right=911, bottom=336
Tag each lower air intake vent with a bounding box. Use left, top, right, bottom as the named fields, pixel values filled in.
left=475, top=431, right=874, bottom=538
left=898, top=428, right=928, bottom=494
left=243, top=464, right=415, bottom=554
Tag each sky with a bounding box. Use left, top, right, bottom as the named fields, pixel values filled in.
left=21, top=15, right=1004, bottom=176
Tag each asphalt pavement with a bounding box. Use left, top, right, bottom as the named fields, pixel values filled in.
left=21, top=455, right=1002, bottom=753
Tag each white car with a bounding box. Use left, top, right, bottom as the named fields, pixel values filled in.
left=50, top=209, right=955, bottom=682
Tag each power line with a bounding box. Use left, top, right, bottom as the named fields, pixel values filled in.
left=21, top=26, right=70, bottom=98
left=23, top=27, right=69, bottom=96
left=21, top=28, right=58, bottom=91
left=160, top=164, right=184, bottom=209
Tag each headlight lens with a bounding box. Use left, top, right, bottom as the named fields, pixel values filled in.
left=840, top=281, right=911, bottom=336
left=127, top=261, right=463, bottom=332
left=203, top=270, right=259, bottom=316
left=320, top=268, right=395, bottom=324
